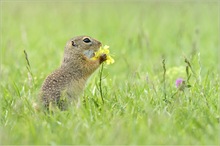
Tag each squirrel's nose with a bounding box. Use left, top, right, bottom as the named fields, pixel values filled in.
left=97, top=41, right=102, bottom=47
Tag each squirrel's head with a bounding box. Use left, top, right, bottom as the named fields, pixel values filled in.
left=64, top=36, right=102, bottom=55
left=62, top=36, right=102, bottom=65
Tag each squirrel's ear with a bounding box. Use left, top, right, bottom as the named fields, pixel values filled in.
left=71, top=41, right=76, bottom=47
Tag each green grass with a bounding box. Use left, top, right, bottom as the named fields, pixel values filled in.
left=1, top=0, right=219, bottom=145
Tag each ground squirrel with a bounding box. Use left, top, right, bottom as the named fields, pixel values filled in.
left=40, top=36, right=106, bottom=110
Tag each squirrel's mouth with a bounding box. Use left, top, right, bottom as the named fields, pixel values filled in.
left=83, top=50, right=95, bottom=59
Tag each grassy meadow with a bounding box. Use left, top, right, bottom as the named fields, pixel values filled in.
left=0, top=0, right=219, bottom=145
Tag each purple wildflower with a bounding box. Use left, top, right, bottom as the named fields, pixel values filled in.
left=175, top=78, right=185, bottom=88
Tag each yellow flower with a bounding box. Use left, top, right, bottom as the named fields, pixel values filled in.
left=91, top=45, right=115, bottom=65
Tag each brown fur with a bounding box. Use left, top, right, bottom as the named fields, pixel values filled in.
left=40, top=36, right=106, bottom=110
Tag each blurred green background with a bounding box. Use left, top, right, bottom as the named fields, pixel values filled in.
left=1, top=1, right=218, bottom=81
left=1, top=0, right=219, bottom=145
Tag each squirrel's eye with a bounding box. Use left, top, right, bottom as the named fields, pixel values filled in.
left=83, top=38, right=91, bottom=43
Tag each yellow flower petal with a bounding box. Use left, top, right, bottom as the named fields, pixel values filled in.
left=106, top=56, right=114, bottom=65
left=103, top=45, right=109, bottom=49
left=103, top=48, right=109, bottom=54
left=91, top=45, right=114, bottom=65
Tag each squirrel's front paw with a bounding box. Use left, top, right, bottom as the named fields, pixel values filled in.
left=99, top=54, right=107, bottom=64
